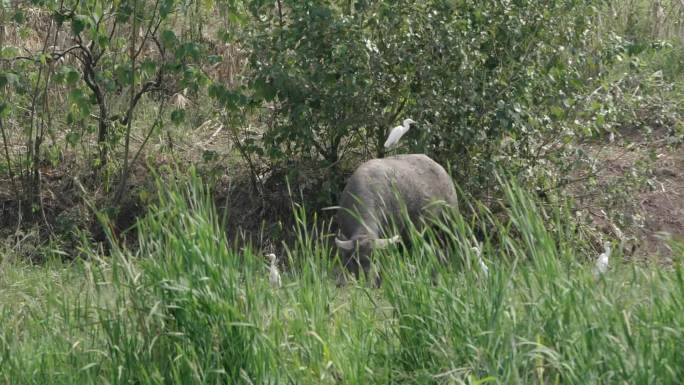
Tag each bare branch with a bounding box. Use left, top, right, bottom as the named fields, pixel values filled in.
left=132, top=0, right=162, bottom=61
left=119, top=76, right=163, bottom=126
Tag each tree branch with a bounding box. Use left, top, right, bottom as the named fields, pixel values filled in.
left=119, top=76, right=163, bottom=126
left=132, top=0, right=162, bottom=61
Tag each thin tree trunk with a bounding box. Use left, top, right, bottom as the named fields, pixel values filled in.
left=25, top=16, right=55, bottom=219
left=115, top=0, right=162, bottom=203
left=115, top=0, right=139, bottom=204
left=0, top=9, right=16, bottom=196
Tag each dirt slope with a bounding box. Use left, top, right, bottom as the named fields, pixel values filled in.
left=575, top=132, right=684, bottom=261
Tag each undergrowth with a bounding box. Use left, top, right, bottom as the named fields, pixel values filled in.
left=1, top=174, right=684, bottom=385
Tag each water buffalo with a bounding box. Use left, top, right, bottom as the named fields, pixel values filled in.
left=334, top=154, right=458, bottom=276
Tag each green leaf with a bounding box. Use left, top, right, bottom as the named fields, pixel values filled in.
left=160, top=0, right=175, bottom=18
left=176, top=42, right=201, bottom=61
left=0, top=72, right=19, bottom=88
left=161, top=30, right=177, bottom=47
left=93, top=1, right=104, bottom=21
left=38, top=53, right=49, bottom=65
left=310, top=5, right=331, bottom=20
left=140, top=59, right=156, bottom=76
left=227, top=11, right=247, bottom=26
left=66, top=111, right=76, bottom=125
left=252, top=78, right=275, bottom=101
left=0, top=102, right=9, bottom=117
left=208, top=55, right=222, bottom=65
left=116, top=3, right=133, bottom=22
left=66, top=69, right=80, bottom=85
left=208, top=83, right=226, bottom=100
left=0, top=46, right=19, bottom=59
left=96, top=33, right=110, bottom=49
left=69, top=88, right=86, bottom=103
left=202, top=150, right=218, bottom=162
left=66, top=131, right=81, bottom=147
left=114, top=64, right=133, bottom=86
left=596, top=114, right=605, bottom=127
left=53, top=68, right=66, bottom=83
left=71, top=15, right=88, bottom=35
left=13, top=10, right=25, bottom=24
left=217, top=30, right=232, bottom=43
left=69, top=88, right=91, bottom=117
left=550, top=106, right=565, bottom=120
left=170, top=109, right=185, bottom=125
left=53, top=10, right=68, bottom=25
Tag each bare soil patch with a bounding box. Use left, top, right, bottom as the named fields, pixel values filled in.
left=573, top=131, right=684, bottom=261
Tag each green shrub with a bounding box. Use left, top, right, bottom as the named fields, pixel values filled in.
left=240, top=0, right=603, bottom=196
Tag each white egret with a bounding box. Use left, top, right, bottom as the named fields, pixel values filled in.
left=594, top=242, right=611, bottom=277
left=471, top=243, right=489, bottom=277
left=384, top=118, right=416, bottom=148
left=266, top=253, right=282, bottom=288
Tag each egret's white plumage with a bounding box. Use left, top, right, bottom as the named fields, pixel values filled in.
left=594, top=242, right=611, bottom=277
left=267, top=253, right=282, bottom=288
left=384, top=118, right=416, bottom=148
left=471, top=244, right=489, bottom=277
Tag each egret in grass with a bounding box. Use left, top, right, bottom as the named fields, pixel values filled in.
left=266, top=253, right=282, bottom=288
left=471, top=243, right=489, bottom=277
left=384, top=118, right=416, bottom=148
left=594, top=242, right=611, bottom=277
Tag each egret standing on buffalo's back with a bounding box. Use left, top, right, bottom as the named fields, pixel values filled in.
left=384, top=118, right=416, bottom=148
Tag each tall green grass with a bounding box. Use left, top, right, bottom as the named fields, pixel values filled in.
left=1, top=173, right=683, bottom=384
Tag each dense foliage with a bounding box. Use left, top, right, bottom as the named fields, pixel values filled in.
left=242, top=0, right=603, bottom=193
left=1, top=0, right=683, bottom=240
left=1, top=1, right=602, bottom=200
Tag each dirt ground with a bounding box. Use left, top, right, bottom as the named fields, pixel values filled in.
left=574, top=130, right=684, bottom=261
left=635, top=152, right=684, bottom=259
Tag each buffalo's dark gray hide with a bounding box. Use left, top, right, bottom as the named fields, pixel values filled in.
left=335, top=154, right=458, bottom=275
